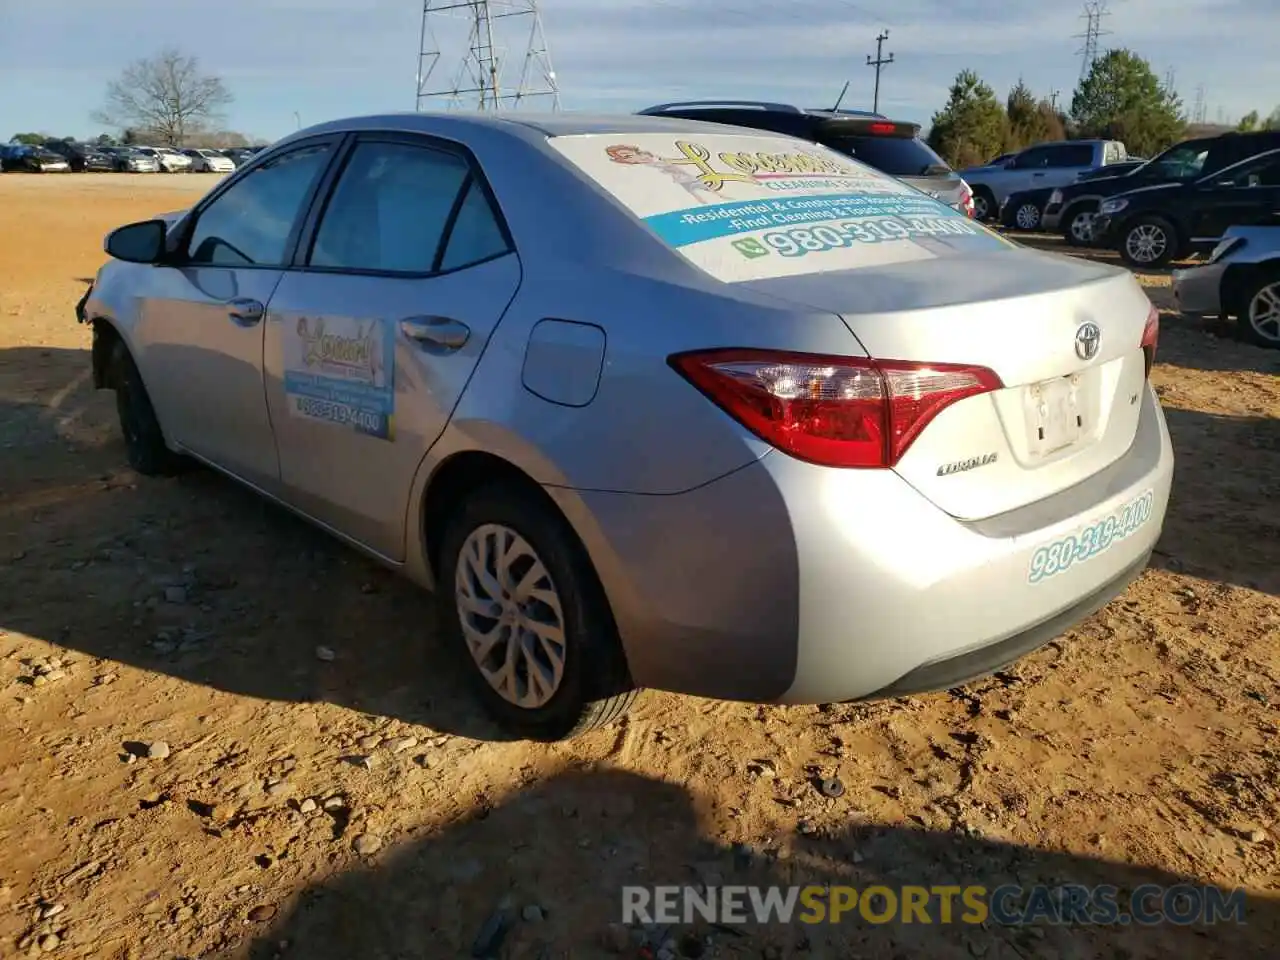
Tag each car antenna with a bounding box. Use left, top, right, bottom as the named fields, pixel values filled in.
left=831, top=80, right=850, bottom=113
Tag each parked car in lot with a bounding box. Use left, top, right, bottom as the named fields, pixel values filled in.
left=998, top=160, right=1151, bottom=234
left=181, top=148, right=236, bottom=173
left=42, top=139, right=116, bottom=172
left=1091, top=148, right=1280, bottom=267
left=129, top=146, right=190, bottom=173
left=79, top=112, right=1172, bottom=740
left=1173, top=225, right=1280, bottom=348
left=960, top=140, right=1128, bottom=221
left=636, top=100, right=975, bottom=217
left=101, top=147, right=160, bottom=173
left=0, top=145, right=71, bottom=173
left=1044, top=131, right=1280, bottom=246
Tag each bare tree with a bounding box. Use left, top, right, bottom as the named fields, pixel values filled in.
left=93, top=48, right=232, bottom=147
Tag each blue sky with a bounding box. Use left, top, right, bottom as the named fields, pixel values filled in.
left=1, top=0, right=1276, bottom=142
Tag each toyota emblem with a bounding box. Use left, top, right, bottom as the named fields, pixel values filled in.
left=1074, top=322, right=1101, bottom=361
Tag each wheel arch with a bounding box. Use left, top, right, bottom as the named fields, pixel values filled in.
left=90, top=316, right=125, bottom=389
left=1222, top=258, right=1280, bottom=317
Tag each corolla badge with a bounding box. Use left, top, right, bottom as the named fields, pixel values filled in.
left=937, top=452, right=998, bottom=477
left=1074, top=321, right=1101, bottom=361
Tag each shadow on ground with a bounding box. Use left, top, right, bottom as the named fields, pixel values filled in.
left=228, top=767, right=1278, bottom=959
left=1, top=343, right=1275, bottom=747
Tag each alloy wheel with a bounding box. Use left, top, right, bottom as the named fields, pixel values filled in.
left=1070, top=211, right=1095, bottom=243
left=455, top=523, right=567, bottom=710
left=973, top=194, right=990, bottom=221
left=1247, top=281, right=1280, bottom=345
left=1125, top=224, right=1168, bottom=265
left=1015, top=203, right=1041, bottom=231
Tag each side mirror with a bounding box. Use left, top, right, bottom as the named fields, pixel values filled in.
left=105, top=219, right=167, bottom=264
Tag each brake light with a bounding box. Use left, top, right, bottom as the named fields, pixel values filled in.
left=1141, top=304, right=1159, bottom=378
left=669, top=349, right=1002, bottom=468
left=867, top=122, right=897, bottom=135
left=959, top=180, right=975, bottom=218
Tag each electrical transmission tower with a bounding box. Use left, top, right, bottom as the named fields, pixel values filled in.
left=416, top=0, right=560, bottom=111
left=1192, top=84, right=1207, bottom=124
left=1074, top=1, right=1112, bottom=82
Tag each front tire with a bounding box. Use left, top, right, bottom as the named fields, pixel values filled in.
left=1120, top=215, right=1178, bottom=268
left=437, top=483, right=637, bottom=741
left=971, top=188, right=996, bottom=222
left=109, top=341, right=186, bottom=476
left=1237, top=268, right=1280, bottom=349
left=1014, top=201, right=1042, bottom=232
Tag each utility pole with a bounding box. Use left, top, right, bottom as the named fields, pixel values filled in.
left=1049, top=90, right=1060, bottom=111
left=416, top=0, right=560, bottom=111
left=1073, top=1, right=1111, bottom=83
left=865, top=30, right=894, bottom=114
left=1193, top=84, right=1206, bottom=125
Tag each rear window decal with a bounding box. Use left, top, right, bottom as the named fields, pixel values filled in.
left=550, top=133, right=1012, bottom=282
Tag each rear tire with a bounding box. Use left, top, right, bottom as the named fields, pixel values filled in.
left=109, top=341, right=186, bottom=476
left=1062, top=203, right=1098, bottom=246
left=437, top=482, right=637, bottom=741
left=1119, top=215, right=1179, bottom=269
left=1237, top=268, right=1280, bottom=349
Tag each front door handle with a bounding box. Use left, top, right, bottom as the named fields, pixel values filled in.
left=400, top=315, right=470, bottom=352
left=227, top=297, right=265, bottom=326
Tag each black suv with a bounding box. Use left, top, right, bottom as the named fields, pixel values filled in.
left=635, top=100, right=972, bottom=216
left=42, top=139, right=115, bottom=173
left=1043, top=130, right=1280, bottom=245
left=1091, top=147, right=1280, bottom=267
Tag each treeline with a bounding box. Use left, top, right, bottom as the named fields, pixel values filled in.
left=927, top=48, right=1280, bottom=169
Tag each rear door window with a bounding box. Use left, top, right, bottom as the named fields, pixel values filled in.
left=548, top=132, right=1012, bottom=283
left=1045, top=144, right=1096, bottom=168
left=821, top=135, right=952, bottom=177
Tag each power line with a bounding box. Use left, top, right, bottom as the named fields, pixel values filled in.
left=865, top=29, right=894, bottom=114
left=416, top=0, right=560, bottom=111
left=1073, top=1, right=1112, bottom=83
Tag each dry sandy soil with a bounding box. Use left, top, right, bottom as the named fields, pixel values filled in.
left=1, top=174, right=1278, bottom=960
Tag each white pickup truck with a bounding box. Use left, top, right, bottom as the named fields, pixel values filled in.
left=960, top=139, right=1128, bottom=221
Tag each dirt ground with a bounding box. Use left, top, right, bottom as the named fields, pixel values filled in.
left=1, top=173, right=1278, bottom=960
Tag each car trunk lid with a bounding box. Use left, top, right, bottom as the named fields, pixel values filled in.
left=739, top=249, right=1153, bottom=521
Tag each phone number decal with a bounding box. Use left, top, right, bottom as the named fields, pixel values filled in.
left=760, top=216, right=980, bottom=257
left=294, top=396, right=388, bottom=437
left=1028, top=490, right=1155, bottom=584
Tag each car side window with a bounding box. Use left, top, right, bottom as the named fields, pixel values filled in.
left=186, top=144, right=332, bottom=267
left=308, top=141, right=470, bottom=274
left=438, top=178, right=510, bottom=272
left=1046, top=144, right=1094, bottom=167
left=1227, top=156, right=1280, bottom=188
left=1012, top=148, right=1050, bottom=170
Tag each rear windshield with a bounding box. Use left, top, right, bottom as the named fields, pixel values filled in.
left=823, top=134, right=952, bottom=177
left=548, top=132, right=1011, bottom=283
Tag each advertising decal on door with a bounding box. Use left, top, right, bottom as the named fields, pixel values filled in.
left=282, top=315, right=395, bottom=439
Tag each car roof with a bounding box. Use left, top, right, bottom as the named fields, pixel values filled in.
left=288, top=110, right=781, bottom=145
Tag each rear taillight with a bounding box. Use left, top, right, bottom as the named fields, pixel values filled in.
left=959, top=181, right=975, bottom=218
left=669, top=349, right=1002, bottom=468
left=1141, top=305, right=1159, bottom=378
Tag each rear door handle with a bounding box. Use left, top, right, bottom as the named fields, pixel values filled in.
left=227, top=297, right=264, bottom=326
left=400, top=315, right=470, bottom=352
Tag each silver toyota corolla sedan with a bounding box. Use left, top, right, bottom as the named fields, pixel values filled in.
left=79, top=112, right=1174, bottom=740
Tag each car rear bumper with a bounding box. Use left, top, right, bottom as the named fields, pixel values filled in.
left=1172, top=263, right=1226, bottom=316
left=1041, top=207, right=1064, bottom=231
left=562, top=383, right=1173, bottom=705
